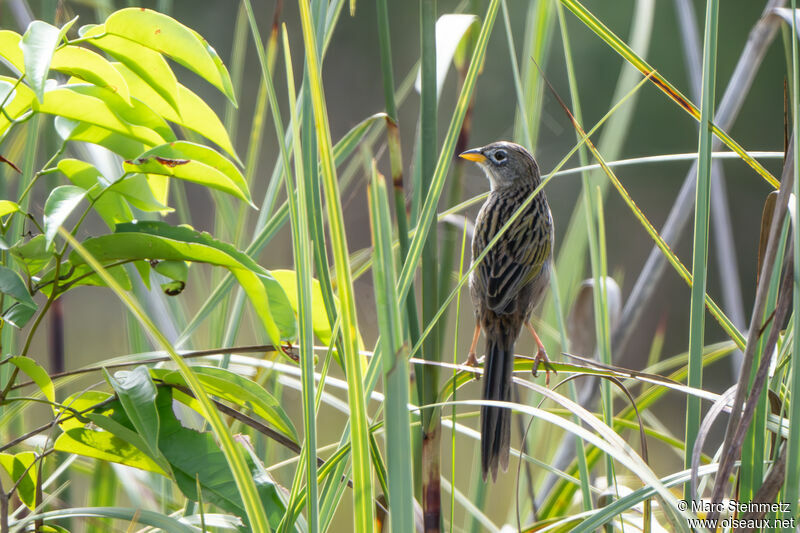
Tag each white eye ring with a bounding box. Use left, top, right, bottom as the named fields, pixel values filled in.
left=493, top=150, right=507, bottom=163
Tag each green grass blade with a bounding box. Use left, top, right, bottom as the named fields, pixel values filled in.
left=684, top=0, right=718, bottom=499
left=367, top=164, right=415, bottom=533
left=296, top=0, right=373, bottom=530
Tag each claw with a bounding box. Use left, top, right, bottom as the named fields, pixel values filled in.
left=464, top=351, right=481, bottom=380
left=531, top=347, right=556, bottom=386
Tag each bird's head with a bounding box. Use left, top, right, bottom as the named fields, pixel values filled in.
left=459, top=141, right=540, bottom=190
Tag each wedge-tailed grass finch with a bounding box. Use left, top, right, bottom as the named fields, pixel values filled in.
left=459, top=141, right=555, bottom=481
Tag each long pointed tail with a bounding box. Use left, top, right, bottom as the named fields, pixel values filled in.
left=481, top=331, right=514, bottom=481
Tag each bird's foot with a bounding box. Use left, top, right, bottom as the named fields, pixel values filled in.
left=531, top=347, right=556, bottom=386
left=464, top=351, right=481, bottom=380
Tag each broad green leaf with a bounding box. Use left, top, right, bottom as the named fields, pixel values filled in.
left=54, top=116, right=148, bottom=160
left=0, top=265, right=37, bottom=328
left=33, top=86, right=167, bottom=147
left=65, top=82, right=175, bottom=142
left=113, top=63, right=238, bottom=161
left=43, top=185, right=87, bottom=247
left=10, top=235, right=54, bottom=276
left=104, top=8, right=236, bottom=104
left=9, top=356, right=55, bottom=406
left=51, top=45, right=131, bottom=103
left=53, top=427, right=166, bottom=474
left=0, top=200, right=19, bottom=217
left=0, top=30, right=24, bottom=73
left=115, top=174, right=171, bottom=212
left=20, top=17, right=77, bottom=101
left=123, top=142, right=251, bottom=204
left=58, top=158, right=133, bottom=227
left=0, top=76, right=35, bottom=138
left=272, top=269, right=361, bottom=349
left=104, top=367, right=162, bottom=462
left=0, top=452, right=37, bottom=509
left=81, top=24, right=180, bottom=112
left=153, top=366, right=298, bottom=444
left=61, top=221, right=295, bottom=345
left=58, top=390, right=113, bottom=431
left=149, top=388, right=285, bottom=529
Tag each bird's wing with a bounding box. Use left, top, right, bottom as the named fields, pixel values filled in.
left=479, top=202, right=551, bottom=314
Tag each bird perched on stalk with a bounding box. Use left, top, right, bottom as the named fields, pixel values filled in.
left=459, top=141, right=555, bottom=481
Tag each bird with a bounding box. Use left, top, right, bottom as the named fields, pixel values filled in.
left=459, top=141, right=555, bottom=481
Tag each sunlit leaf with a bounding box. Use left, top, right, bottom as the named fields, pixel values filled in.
left=104, top=8, right=236, bottom=104
left=51, top=45, right=131, bottom=103
left=53, top=427, right=166, bottom=474
left=0, top=200, right=19, bottom=218
left=33, top=86, right=167, bottom=147
left=0, top=30, right=24, bottom=73
left=123, top=142, right=251, bottom=204
left=9, top=356, right=55, bottom=406
left=43, top=185, right=87, bottom=247
left=0, top=452, right=37, bottom=509
left=20, top=17, right=77, bottom=101
left=154, top=366, right=299, bottom=445
left=113, top=62, right=238, bottom=161
left=81, top=24, right=180, bottom=112
left=57, top=158, right=133, bottom=227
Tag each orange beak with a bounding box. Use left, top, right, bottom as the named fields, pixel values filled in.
left=459, top=148, right=487, bottom=163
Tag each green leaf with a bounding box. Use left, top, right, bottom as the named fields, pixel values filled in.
left=123, top=142, right=251, bottom=204
left=54, top=117, right=148, bottom=160
left=58, top=158, right=133, bottom=227
left=0, top=452, right=37, bottom=509
left=0, top=200, right=19, bottom=218
left=52, top=45, right=131, bottom=103
left=152, top=388, right=285, bottom=528
left=272, top=269, right=350, bottom=349
left=0, top=30, right=24, bottom=73
left=0, top=76, right=35, bottom=138
left=20, top=17, right=77, bottom=101
left=10, top=235, right=54, bottom=276
left=43, top=184, right=87, bottom=247
left=113, top=62, right=238, bottom=161
left=65, top=82, right=175, bottom=142
left=9, top=356, right=55, bottom=406
left=33, top=86, right=167, bottom=147
left=81, top=24, right=180, bottom=112
left=53, top=427, right=166, bottom=474
left=103, top=367, right=162, bottom=463
left=0, top=265, right=37, bottom=328
left=154, top=366, right=298, bottom=444
left=57, top=390, right=113, bottom=431
left=104, top=8, right=236, bottom=104
left=61, top=221, right=295, bottom=345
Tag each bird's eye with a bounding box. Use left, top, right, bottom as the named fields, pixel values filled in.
left=493, top=150, right=507, bottom=163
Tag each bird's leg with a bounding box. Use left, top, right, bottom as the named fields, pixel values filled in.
left=465, top=323, right=482, bottom=377
left=526, top=322, right=556, bottom=385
